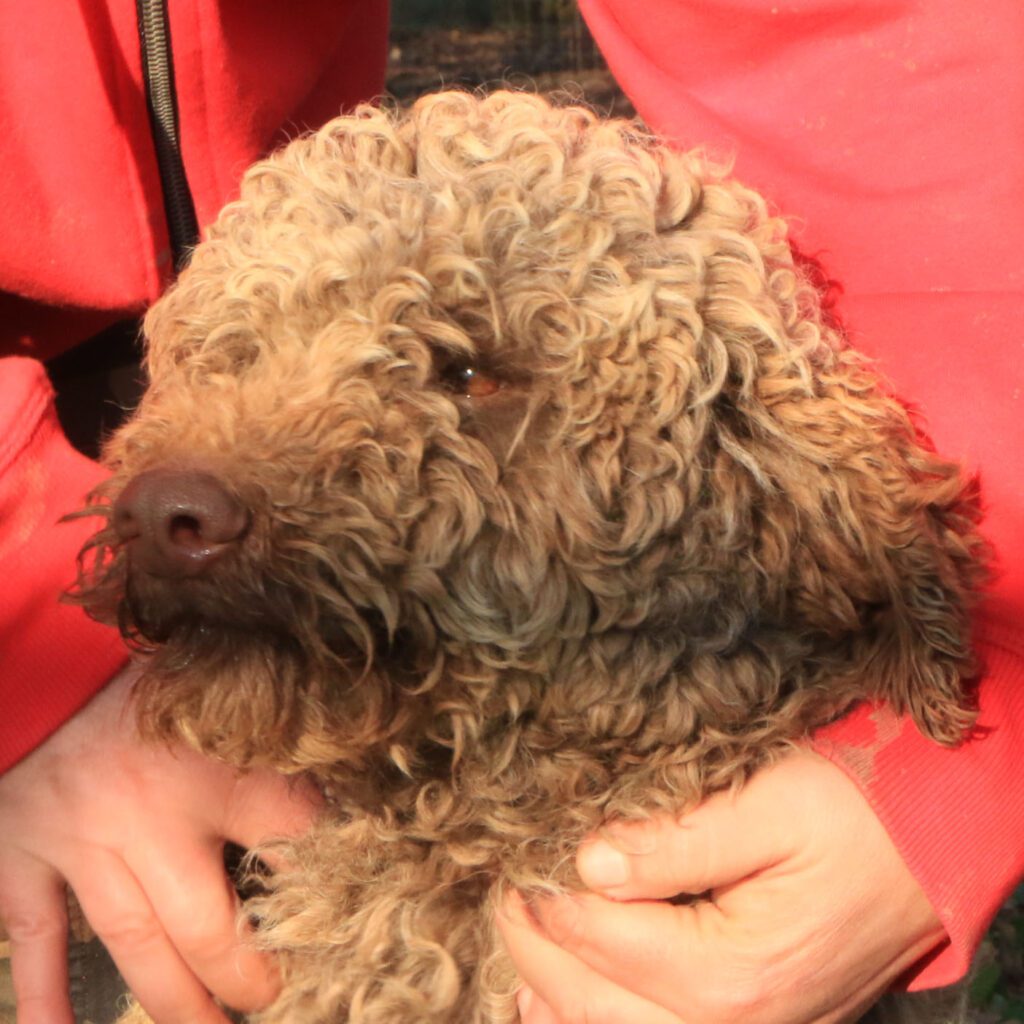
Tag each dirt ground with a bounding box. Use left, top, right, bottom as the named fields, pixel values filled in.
left=386, top=24, right=636, bottom=117
left=973, top=885, right=1024, bottom=1021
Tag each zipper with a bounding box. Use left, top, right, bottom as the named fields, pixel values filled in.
left=136, top=0, right=200, bottom=272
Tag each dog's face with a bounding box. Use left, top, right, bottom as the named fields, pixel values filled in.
left=78, top=92, right=983, bottom=773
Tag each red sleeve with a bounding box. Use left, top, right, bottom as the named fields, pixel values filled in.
left=0, top=0, right=388, bottom=360
left=578, top=0, right=1024, bottom=989
left=813, top=623, right=1024, bottom=989
left=0, top=358, right=128, bottom=773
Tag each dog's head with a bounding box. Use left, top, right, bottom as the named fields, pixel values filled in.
left=76, top=91, right=985, bottom=773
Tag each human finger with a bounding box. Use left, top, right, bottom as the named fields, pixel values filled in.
left=128, top=833, right=279, bottom=1012
left=0, top=854, right=74, bottom=1024
left=517, top=985, right=563, bottom=1024
left=527, top=889, right=753, bottom=1017
left=577, top=757, right=820, bottom=900
left=497, top=891, right=684, bottom=1024
left=71, top=850, right=231, bottom=1024
left=221, top=770, right=322, bottom=857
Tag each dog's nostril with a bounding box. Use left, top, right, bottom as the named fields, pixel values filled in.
left=169, top=514, right=204, bottom=549
left=113, top=469, right=250, bottom=578
left=112, top=505, right=142, bottom=542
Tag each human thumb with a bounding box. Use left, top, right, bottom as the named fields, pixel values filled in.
left=577, top=753, right=821, bottom=900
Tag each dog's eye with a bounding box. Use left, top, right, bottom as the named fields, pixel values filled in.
left=440, top=363, right=503, bottom=399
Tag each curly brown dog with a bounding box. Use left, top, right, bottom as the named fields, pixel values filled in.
left=77, top=91, right=985, bottom=1022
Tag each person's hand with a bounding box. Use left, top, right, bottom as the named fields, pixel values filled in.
left=498, top=750, right=946, bottom=1024
left=0, top=663, right=320, bottom=1024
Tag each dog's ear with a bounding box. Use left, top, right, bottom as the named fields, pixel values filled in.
left=846, top=433, right=985, bottom=744
left=768, top=357, right=988, bottom=745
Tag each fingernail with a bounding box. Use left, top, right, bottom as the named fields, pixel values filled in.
left=517, top=984, right=535, bottom=1017
left=578, top=840, right=630, bottom=888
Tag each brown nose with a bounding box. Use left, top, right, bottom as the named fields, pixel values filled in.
left=112, top=469, right=250, bottom=578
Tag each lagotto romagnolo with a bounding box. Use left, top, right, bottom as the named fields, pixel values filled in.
left=76, top=91, right=986, bottom=1023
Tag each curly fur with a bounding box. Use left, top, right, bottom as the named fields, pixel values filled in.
left=75, top=91, right=986, bottom=1022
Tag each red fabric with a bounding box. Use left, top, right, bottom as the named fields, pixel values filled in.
left=0, top=359, right=128, bottom=772
left=0, top=0, right=389, bottom=360
left=579, top=0, right=1024, bottom=989
left=814, top=620, right=1024, bottom=988
left=0, top=0, right=388, bottom=770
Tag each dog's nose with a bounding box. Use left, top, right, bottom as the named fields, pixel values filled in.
left=112, top=469, right=250, bottom=578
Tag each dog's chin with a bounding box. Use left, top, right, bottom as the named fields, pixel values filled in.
left=122, top=575, right=198, bottom=640
left=125, top=602, right=207, bottom=647
left=123, top=600, right=314, bottom=697
left=121, top=571, right=277, bottom=654
left=122, top=597, right=222, bottom=656
left=121, top=572, right=375, bottom=675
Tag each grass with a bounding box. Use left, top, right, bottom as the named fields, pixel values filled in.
left=971, top=885, right=1024, bottom=1022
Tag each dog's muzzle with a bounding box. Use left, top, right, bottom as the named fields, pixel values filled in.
left=112, top=468, right=250, bottom=579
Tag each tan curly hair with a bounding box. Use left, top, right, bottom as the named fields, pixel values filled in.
left=78, top=91, right=985, bottom=1021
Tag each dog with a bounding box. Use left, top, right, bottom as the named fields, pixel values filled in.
left=77, top=90, right=985, bottom=1022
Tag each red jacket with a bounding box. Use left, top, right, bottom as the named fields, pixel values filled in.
left=1, top=0, right=387, bottom=757
left=578, top=0, right=1024, bottom=989
left=0, top=360, right=128, bottom=769
left=2, top=0, right=1021, bottom=996
left=1, top=0, right=388, bottom=360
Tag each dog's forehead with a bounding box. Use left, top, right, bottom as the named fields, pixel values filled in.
left=142, top=92, right=782, bottom=462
